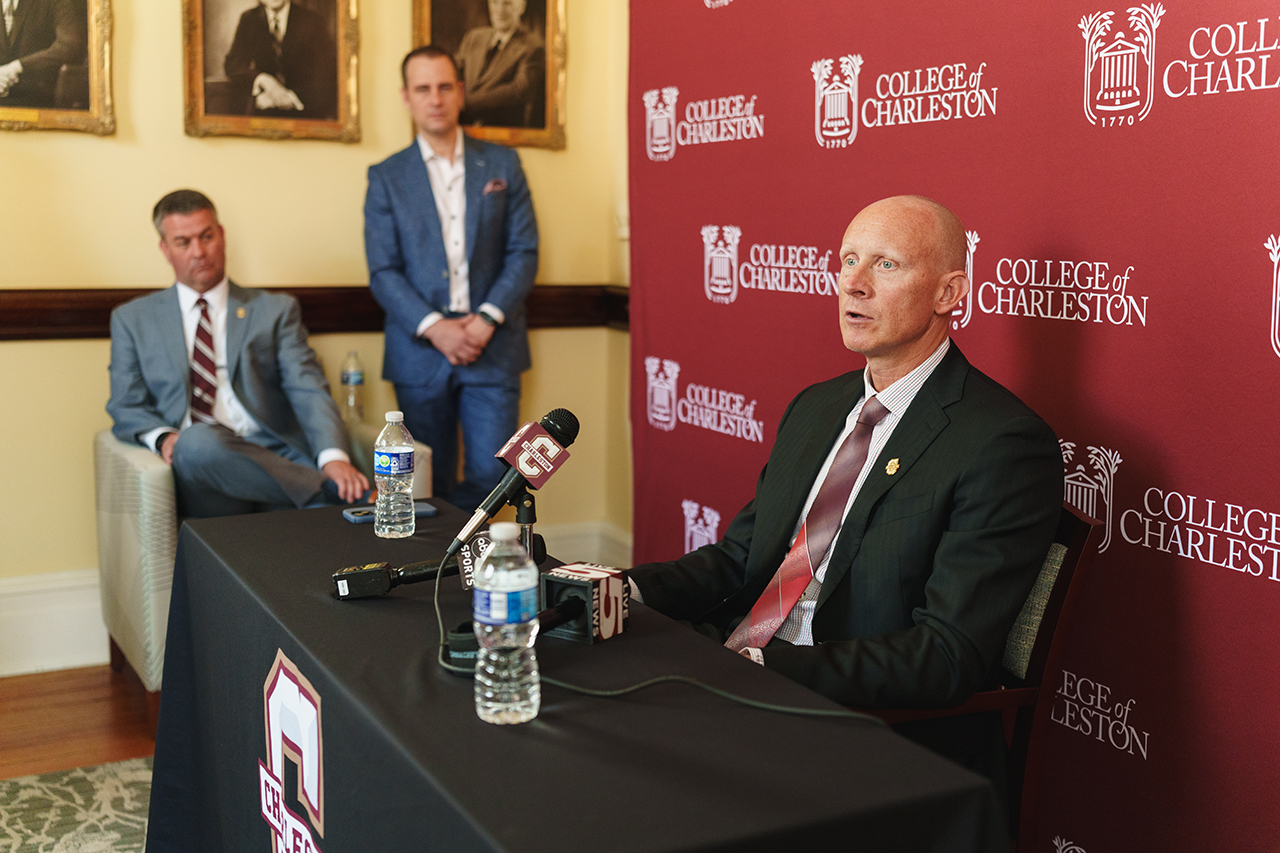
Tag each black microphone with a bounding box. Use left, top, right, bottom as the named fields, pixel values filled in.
left=332, top=555, right=461, bottom=600
left=443, top=408, right=580, bottom=562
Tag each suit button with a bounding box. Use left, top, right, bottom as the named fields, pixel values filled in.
left=441, top=270, right=448, bottom=278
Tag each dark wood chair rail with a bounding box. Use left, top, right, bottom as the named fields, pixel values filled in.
left=0, top=284, right=630, bottom=341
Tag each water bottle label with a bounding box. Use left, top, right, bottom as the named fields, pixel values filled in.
left=341, top=370, right=364, bottom=385
left=374, top=450, right=414, bottom=475
left=473, top=587, right=538, bottom=625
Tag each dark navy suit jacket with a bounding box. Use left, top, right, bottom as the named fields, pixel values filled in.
left=632, top=345, right=1063, bottom=711
left=363, top=136, right=538, bottom=389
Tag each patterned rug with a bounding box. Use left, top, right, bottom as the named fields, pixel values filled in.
left=0, top=757, right=151, bottom=852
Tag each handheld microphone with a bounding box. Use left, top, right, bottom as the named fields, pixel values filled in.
left=332, top=555, right=460, bottom=600
left=443, top=408, right=580, bottom=562
left=539, top=563, right=630, bottom=644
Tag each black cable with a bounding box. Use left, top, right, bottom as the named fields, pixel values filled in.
left=541, top=674, right=887, bottom=725
left=433, top=552, right=885, bottom=725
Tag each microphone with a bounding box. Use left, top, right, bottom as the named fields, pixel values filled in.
left=443, top=408, right=580, bottom=562
left=332, top=555, right=461, bottom=600
left=539, top=563, right=630, bottom=644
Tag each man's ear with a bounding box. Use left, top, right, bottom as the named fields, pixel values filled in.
left=935, top=270, right=970, bottom=316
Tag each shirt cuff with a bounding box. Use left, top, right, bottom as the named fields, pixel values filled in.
left=143, top=427, right=177, bottom=455
left=744, top=647, right=764, bottom=666
left=317, top=448, right=350, bottom=470
left=477, top=302, right=505, bottom=325
left=627, top=576, right=644, bottom=605
left=416, top=311, right=445, bottom=338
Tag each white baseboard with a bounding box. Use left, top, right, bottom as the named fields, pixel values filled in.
left=537, top=521, right=633, bottom=568
left=0, top=569, right=109, bottom=678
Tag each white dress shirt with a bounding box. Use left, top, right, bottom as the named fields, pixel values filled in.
left=144, top=279, right=348, bottom=469
left=414, top=132, right=505, bottom=337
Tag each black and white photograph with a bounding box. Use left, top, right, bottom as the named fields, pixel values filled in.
left=414, top=0, right=565, bottom=149
left=0, top=0, right=114, bottom=134
left=183, top=0, right=358, bottom=142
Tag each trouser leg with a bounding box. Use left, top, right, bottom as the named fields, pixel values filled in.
left=171, top=423, right=325, bottom=518
left=395, top=377, right=460, bottom=503
left=453, top=378, right=521, bottom=512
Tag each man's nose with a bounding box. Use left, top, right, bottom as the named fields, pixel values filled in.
left=841, top=263, right=868, bottom=294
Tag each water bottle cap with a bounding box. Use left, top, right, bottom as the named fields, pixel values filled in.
left=489, top=522, right=520, bottom=541
left=385, top=411, right=403, bottom=422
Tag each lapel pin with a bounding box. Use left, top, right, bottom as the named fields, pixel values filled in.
left=886, top=458, right=900, bottom=475
left=236, top=307, right=246, bottom=319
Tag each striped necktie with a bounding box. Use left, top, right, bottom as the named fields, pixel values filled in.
left=190, top=298, right=218, bottom=424
left=724, top=396, right=890, bottom=651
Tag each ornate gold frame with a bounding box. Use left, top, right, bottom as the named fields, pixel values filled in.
left=0, top=0, right=115, bottom=134
left=182, top=0, right=359, bottom=142
left=411, top=0, right=566, bottom=150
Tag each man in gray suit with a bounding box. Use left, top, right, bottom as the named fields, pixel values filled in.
left=107, top=189, right=368, bottom=518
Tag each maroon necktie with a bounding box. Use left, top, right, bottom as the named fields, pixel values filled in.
left=190, top=298, right=218, bottom=424
left=724, top=396, right=890, bottom=651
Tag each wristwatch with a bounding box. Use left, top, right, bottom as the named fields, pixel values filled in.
left=477, top=310, right=499, bottom=327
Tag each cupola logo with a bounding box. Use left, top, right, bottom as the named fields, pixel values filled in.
left=682, top=500, right=721, bottom=553
left=1266, top=233, right=1280, bottom=358
left=701, top=226, right=742, bottom=304
left=1080, top=4, right=1165, bottom=125
left=950, top=231, right=982, bottom=330
left=1061, top=440, right=1123, bottom=552
left=645, top=357, right=681, bottom=431
left=811, top=55, right=863, bottom=148
left=643, top=87, right=680, bottom=161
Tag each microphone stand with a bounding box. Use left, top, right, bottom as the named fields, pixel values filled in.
left=513, top=485, right=537, bottom=559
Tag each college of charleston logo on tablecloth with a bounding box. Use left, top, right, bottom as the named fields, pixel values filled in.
left=259, top=649, right=324, bottom=852
left=1266, top=233, right=1280, bottom=358
left=682, top=500, right=722, bottom=553
left=703, top=0, right=736, bottom=7
left=1080, top=5, right=1165, bottom=126
left=1061, top=440, right=1123, bottom=553
left=970, top=236, right=1150, bottom=327
left=702, top=226, right=742, bottom=303
left=1054, top=836, right=1089, bottom=853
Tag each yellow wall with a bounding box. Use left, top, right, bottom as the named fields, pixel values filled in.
left=0, top=0, right=631, bottom=579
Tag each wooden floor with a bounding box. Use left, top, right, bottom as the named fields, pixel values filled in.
left=0, top=664, right=155, bottom=780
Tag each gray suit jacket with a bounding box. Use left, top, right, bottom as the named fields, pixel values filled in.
left=107, top=283, right=346, bottom=462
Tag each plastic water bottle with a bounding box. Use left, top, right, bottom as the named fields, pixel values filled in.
left=339, top=351, right=364, bottom=424
left=373, top=411, right=415, bottom=539
left=472, top=522, right=540, bottom=724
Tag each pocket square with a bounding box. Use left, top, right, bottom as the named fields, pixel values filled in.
left=482, top=178, right=508, bottom=195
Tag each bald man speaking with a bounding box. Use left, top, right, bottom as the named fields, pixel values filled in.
left=630, top=196, right=1063, bottom=794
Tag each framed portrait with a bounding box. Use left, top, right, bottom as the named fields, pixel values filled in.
left=413, top=0, right=565, bottom=150
left=0, top=0, right=115, bottom=134
left=183, top=0, right=359, bottom=142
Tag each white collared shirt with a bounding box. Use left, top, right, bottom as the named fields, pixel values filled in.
left=144, top=279, right=348, bottom=469
left=414, top=132, right=505, bottom=337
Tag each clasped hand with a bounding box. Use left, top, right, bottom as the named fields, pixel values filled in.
left=424, top=314, right=495, bottom=366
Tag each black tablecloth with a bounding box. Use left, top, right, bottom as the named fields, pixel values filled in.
left=146, top=504, right=1004, bottom=852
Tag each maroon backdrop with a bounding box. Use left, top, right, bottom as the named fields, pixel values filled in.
left=628, top=1, right=1280, bottom=850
